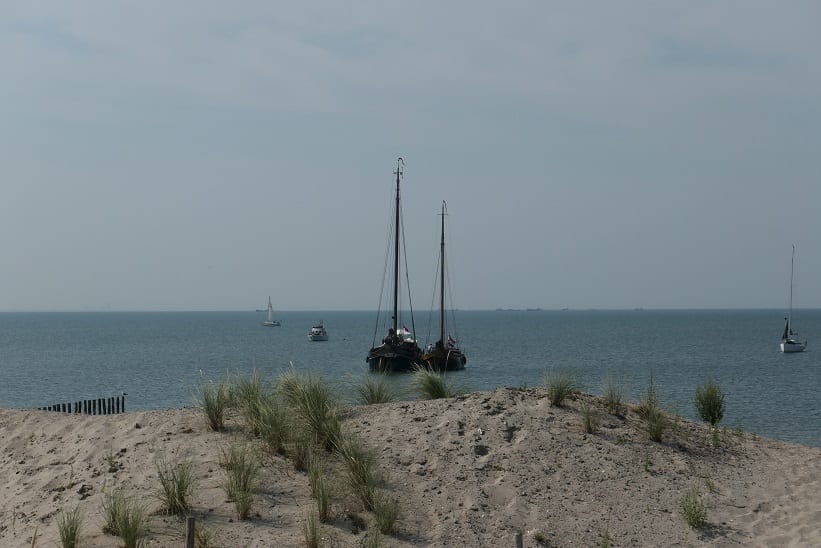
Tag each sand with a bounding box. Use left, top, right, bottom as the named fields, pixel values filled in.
left=1, top=387, right=819, bottom=547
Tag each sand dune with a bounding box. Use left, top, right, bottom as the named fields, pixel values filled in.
left=1, top=387, right=819, bottom=547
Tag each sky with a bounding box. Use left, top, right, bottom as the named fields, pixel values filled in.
left=1, top=1, right=820, bottom=311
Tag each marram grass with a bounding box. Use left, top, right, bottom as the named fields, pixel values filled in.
left=356, top=373, right=398, bottom=405
left=57, top=505, right=82, bottom=548
left=411, top=367, right=458, bottom=400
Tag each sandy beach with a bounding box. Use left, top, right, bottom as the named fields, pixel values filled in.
left=1, top=387, right=819, bottom=547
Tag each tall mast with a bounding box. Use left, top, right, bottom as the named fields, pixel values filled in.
left=392, top=158, right=403, bottom=334
left=439, top=201, right=446, bottom=344
left=788, top=244, right=795, bottom=330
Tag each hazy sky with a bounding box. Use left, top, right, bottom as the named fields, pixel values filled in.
left=2, top=2, right=820, bottom=311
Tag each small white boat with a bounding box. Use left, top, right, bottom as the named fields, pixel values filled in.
left=262, top=296, right=281, bottom=327
left=308, top=321, right=328, bottom=341
left=780, top=245, right=806, bottom=353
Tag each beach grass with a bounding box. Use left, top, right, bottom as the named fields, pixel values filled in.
left=194, top=524, right=217, bottom=548
left=580, top=402, right=600, bottom=434
left=253, top=394, right=291, bottom=455
left=307, top=453, right=332, bottom=522
left=56, top=505, right=82, bottom=548
left=336, top=434, right=381, bottom=511
left=278, top=371, right=342, bottom=451
left=362, top=526, right=383, bottom=548
left=372, top=491, right=400, bottom=535
left=303, top=509, right=320, bottom=548
left=198, top=379, right=232, bottom=432
left=411, top=368, right=457, bottom=399
left=545, top=370, right=577, bottom=407
left=635, top=373, right=659, bottom=419
left=232, top=370, right=272, bottom=434
left=643, top=404, right=668, bottom=442
left=155, top=457, right=195, bottom=515
left=356, top=373, right=398, bottom=405
left=602, top=374, right=627, bottom=416
left=222, top=443, right=258, bottom=520
left=115, top=498, right=149, bottom=548
left=101, top=487, right=129, bottom=536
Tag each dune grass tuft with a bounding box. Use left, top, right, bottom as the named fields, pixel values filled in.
left=411, top=367, right=457, bottom=400
left=115, top=498, right=148, bottom=548
left=643, top=403, right=668, bottom=442
left=56, top=505, right=82, bottom=548
left=635, top=373, right=668, bottom=442
left=232, top=370, right=271, bottom=434
left=545, top=370, right=577, bottom=407
left=307, top=453, right=332, bottom=522
left=222, top=443, right=258, bottom=520
left=254, top=394, right=291, bottom=455
left=279, top=371, right=342, bottom=451
left=101, top=487, right=128, bottom=536
left=362, top=525, right=383, bottom=547
left=303, top=509, right=320, bottom=548
left=580, top=402, right=600, bottom=434
left=198, top=379, right=232, bottom=432
left=155, top=457, right=196, bottom=515
left=356, top=373, right=398, bottom=405
left=372, top=491, right=400, bottom=535
left=635, top=373, right=659, bottom=419
left=336, top=434, right=381, bottom=511
left=602, top=374, right=627, bottom=415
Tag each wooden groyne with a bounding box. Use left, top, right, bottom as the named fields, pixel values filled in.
left=37, top=393, right=127, bottom=415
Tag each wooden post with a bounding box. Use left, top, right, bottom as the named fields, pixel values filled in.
left=186, top=516, right=195, bottom=548
left=514, top=531, right=523, bottom=548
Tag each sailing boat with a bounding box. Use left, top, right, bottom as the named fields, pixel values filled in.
left=422, top=201, right=467, bottom=371
left=262, top=296, right=281, bottom=327
left=366, top=158, right=423, bottom=372
left=780, top=244, right=806, bottom=353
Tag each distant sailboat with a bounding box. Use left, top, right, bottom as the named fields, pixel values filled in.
left=366, top=158, right=423, bottom=372
left=262, top=296, right=281, bottom=327
left=780, top=245, right=805, bottom=353
left=422, top=201, right=466, bottom=371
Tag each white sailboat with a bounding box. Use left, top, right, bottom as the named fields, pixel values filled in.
left=262, top=296, right=281, bottom=327
left=780, top=245, right=806, bottom=353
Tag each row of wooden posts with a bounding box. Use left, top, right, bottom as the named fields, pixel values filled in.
left=37, top=393, right=127, bottom=415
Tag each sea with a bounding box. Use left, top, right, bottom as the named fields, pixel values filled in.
left=1, top=309, right=819, bottom=447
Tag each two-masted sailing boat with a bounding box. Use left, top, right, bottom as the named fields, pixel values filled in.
left=262, top=296, right=281, bottom=327
left=366, top=158, right=423, bottom=372
left=780, top=244, right=806, bottom=353
left=422, top=201, right=466, bottom=371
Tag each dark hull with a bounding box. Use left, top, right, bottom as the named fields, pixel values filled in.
left=421, top=348, right=467, bottom=372
left=367, top=343, right=423, bottom=373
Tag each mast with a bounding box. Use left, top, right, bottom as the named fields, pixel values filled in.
left=788, top=244, right=795, bottom=333
left=439, top=201, right=446, bottom=344
left=392, top=158, right=403, bottom=335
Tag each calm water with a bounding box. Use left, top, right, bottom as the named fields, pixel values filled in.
left=1, top=309, right=819, bottom=446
